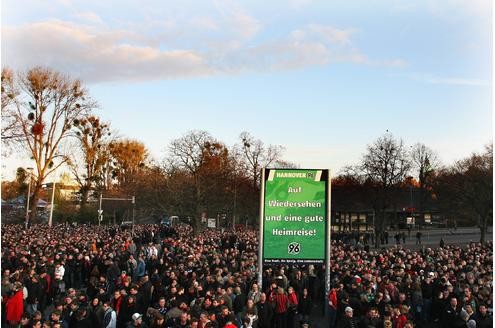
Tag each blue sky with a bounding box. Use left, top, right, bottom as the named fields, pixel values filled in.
left=1, top=0, right=492, bottom=180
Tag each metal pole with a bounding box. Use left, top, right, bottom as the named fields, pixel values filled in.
left=25, top=169, right=33, bottom=230
left=372, top=209, right=376, bottom=246
left=48, top=181, right=56, bottom=227
left=325, top=170, right=332, bottom=317
left=233, top=172, right=237, bottom=230
left=410, top=185, right=413, bottom=226
left=410, top=185, right=413, bottom=208
left=98, top=193, right=103, bottom=226
left=132, top=196, right=135, bottom=236
left=257, top=168, right=266, bottom=288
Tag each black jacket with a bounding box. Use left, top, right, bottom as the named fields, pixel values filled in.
left=475, top=313, right=493, bottom=328
left=441, top=305, right=463, bottom=328
left=26, top=280, right=43, bottom=304
left=118, top=300, right=137, bottom=328
left=298, top=295, right=312, bottom=316
left=75, top=316, right=93, bottom=328
left=421, top=281, right=434, bottom=299
left=217, top=313, right=236, bottom=328
left=256, top=301, right=273, bottom=328
left=360, top=317, right=383, bottom=328
left=336, top=316, right=359, bottom=328
left=233, top=293, right=247, bottom=314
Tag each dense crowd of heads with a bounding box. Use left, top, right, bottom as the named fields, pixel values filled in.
left=328, top=240, right=493, bottom=328
left=1, top=223, right=493, bottom=328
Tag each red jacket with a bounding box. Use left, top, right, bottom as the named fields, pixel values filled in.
left=394, top=314, right=408, bottom=328
left=274, top=293, right=289, bottom=314
left=113, top=296, right=123, bottom=314
left=6, top=290, right=24, bottom=322
left=43, top=274, right=51, bottom=293
left=288, top=292, right=298, bottom=307
left=328, top=289, right=338, bottom=309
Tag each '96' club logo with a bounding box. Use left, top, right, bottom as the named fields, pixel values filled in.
left=288, top=242, right=301, bottom=254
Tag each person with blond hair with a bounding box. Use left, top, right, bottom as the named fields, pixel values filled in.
left=6, top=282, right=24, bottom=326
left=394, top=305, right=410, bottom=328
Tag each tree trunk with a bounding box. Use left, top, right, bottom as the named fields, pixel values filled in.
left=193, top=210, right=201, bottom=235
left=192, top=174, right=203, bottom=235
left=29, top=180, right=43, bottom=224
left=253, top=168, right=259, bottom=191
left=80, top=186, right=89, bottom=208
left=479, top=215, right=487, bottom=244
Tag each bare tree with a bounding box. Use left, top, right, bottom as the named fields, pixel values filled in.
left=271, top=159, right=300, bottom=169
left=361, top=133, right=411, bottom=247
left=1, top=68, right=23, bottom=151
left=68, top=115, right=111, bottom=206
left=410, top=143, right=440, bottom=212
left=434, top=144, right=492, bottom=243
left=167, top=130, right=213, bottom=232
left=3, top=67, right=96, bottom=220
left=239, top=131, right=284, bottom=189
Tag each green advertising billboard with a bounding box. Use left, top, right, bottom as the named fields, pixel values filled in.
left=261, top=168, right=329, bottom=264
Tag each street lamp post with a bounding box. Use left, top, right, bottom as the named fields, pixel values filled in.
left=410, top=184, right=413, bottom=225
left=131, top=196, right=135, bottom=236
left=406, top=176, right=414, bottom=226
left=231, top=152, right=241, bottom=231
left=48, top=181, right=56, bottom=227
left=233, top=166, right=237, bottom=230
left=98, top=193, right=103, bottom=226
left=24, top=167, right=34, bottom=230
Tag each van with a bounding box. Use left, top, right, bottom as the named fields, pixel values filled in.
left=160, top=215, right=178, bottom=227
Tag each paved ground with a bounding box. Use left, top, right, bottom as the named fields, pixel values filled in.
left=371, top=227, right=492, bottom=250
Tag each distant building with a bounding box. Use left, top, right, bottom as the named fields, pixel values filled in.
left=331, top=185, right=443, bottom=232
left=43, top=182, right=79, bottom=201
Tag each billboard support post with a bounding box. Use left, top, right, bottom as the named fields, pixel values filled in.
left=257, top=169, right=266, bottom=288
left=325, top=171, right=332, bottom=317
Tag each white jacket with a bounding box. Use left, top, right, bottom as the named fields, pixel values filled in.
left=54, top=265, right=65, bottom=280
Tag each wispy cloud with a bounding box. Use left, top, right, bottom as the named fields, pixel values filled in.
left=425, top=76, right=487, bottom=86
left=189, top=16, right=219, bottom=31
left=396, top=73, right=487, bottom=86
left=72, top=11, right=104, bottom=25
left=381, top=59, right=408, bottom=67
left=2, top=6, right=405, bottom=83
left=307, top=24, right=356, bottom=45
left=230, top=24, right=367, bottom=72
left=213, top=0, right=261, bottom=40
left=392, top=0, right=492, bottom=19
left=2, top=21, right=213, bottom=82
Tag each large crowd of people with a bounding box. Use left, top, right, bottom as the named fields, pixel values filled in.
left=1, top=223, right=493, bottom=328
left=328, top=240, right=492, bottom=328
